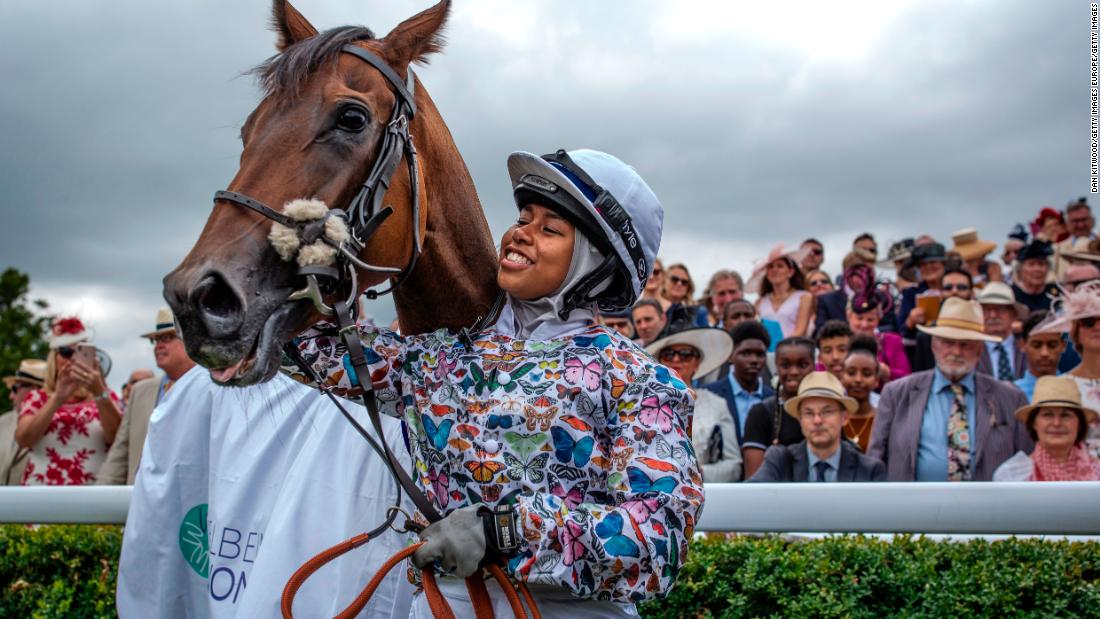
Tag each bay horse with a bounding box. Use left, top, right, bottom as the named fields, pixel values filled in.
left=163, top=0, right=499, bottom=386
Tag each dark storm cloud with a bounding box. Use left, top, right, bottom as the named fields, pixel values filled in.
left=0, top=0, right=1089, bottom=381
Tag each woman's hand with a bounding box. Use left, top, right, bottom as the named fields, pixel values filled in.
left=905, top=307, right=926, bottom=330
left=68, top=360, right=103, bottom=397
left=56, top=365, right=81, bottom=401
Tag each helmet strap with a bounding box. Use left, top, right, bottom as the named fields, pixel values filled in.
left=558, top=255, right=620, bottom=320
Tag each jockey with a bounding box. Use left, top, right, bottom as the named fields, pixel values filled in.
left=291, top=148, right=703, bottom=616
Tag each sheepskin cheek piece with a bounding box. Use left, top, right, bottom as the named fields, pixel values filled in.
left=266, top=199, right=350, bottom=268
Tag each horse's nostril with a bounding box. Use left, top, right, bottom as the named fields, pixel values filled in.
left=191, top=273, right=244, bottom=337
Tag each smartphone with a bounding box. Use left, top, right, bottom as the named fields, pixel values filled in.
left=75, top=343, right=97, bottom=369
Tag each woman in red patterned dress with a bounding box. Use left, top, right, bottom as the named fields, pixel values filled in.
left=15, top=317, right=121, bottom=485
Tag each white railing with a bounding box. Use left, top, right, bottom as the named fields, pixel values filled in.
left=2, top=483, right=1100, bottom=534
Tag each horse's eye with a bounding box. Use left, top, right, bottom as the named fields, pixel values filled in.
left=336, top=106, right=368, bottom=132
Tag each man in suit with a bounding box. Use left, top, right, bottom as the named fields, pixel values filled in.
left=0, top=359, right=45, bottom=485
left=749, top=371, right=885, bottom=482
left=870, top=298, right=1033, bottom=481
left=701, top=320, right=774, bottom=446
left=975, top=282, right=1028, bottom=381
left=98, top=308, right=196, bottom=485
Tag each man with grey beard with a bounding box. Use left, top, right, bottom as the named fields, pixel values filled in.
left=869, top=298, right=1033, bottom=481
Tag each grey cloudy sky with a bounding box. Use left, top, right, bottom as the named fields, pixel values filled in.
left=0, top=0, right=1091, bottom=388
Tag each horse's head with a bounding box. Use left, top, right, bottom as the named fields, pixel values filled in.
left=164, top=0, right=451, bottom=385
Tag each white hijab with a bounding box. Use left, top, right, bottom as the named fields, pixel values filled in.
left=495, top=232, right=612, bottom=341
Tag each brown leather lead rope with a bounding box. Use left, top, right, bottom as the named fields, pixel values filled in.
left=281, top=538, right=542, bottom=619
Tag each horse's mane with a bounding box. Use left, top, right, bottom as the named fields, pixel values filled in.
left=250, top=26, right=377, bottom=101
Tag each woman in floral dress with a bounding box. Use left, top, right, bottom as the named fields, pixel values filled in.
left=16, top=317, right=121, bottom=485
left=293, top=149, right=702, bottom=617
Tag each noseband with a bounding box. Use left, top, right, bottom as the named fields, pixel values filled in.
left=214, top=44, right=422, bottom=316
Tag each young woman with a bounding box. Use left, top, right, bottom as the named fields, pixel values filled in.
left=660, top=263, right=708, bottom=328
left=15, top=317, right=121, bottom=485
left=994, top=376, right=1100, bottom=481
left=741, top=337, right=816, bottom=479
left=805, top=269, right=835, bottom=297
left=1054, top=281, right=1100, bottom=460
left=749, top=245, right=813, bottom=338
left=840, top=335, right=880, bottom=452
left=846, top=287, right=911, bottom=386
left=293, top=149, right=701, bottom=616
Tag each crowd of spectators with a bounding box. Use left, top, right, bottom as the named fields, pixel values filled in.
left=0, top=309, right=194, bottom=486
left=4, top=198, right=1100, bottom=487
left=621, top=197, right=1100, bottom=482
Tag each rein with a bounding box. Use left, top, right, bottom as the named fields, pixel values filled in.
left=215, top=43, right=521, bottom=618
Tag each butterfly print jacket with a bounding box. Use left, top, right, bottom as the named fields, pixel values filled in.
left=290, top=322, right=703, bottom=603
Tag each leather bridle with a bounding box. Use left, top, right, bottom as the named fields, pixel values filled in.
left=213, top=43, right=523, bottom=617
left=214, top=43, right=422, bottom=317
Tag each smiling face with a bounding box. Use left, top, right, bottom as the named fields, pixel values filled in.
left=1019, top=258, right=1050, bottom=290
left=841, top=352, right=879, bottom=402
left=1031, top=407, right=1083, bottom=452
left=776, top=344, right=814, bottom=398
left=765, top=258, right=794, bottom=287
left=941, top=272, right=973, bottom=300
left=919, top=260, right=946, bottom=287
left=658, top=344, right=702, bottom=383
left=497, top=204, right=576, bottom=300
left=846, top=308, right=880, bottom=336
left=818, top=336, right=850, bottom=377
left=664, top=266, right=692, bottom=304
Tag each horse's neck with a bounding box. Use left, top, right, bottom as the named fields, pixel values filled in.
left=394, top=91, right=500, bottom=334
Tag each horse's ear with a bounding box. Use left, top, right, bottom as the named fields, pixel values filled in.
left=381, top=0, right=451, bottom=69
left=272, top=0, right=318, bottom=52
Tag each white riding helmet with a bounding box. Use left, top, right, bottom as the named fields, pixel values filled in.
left=507, top=149, right=664, bottom=315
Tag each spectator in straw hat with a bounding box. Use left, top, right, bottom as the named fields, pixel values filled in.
left=747, top=371, right=885, bottom=482
left=98, top=308, right=196, bottom=485
left=869, top=298, right=1032, bottom=481
left=975, top=282, right=1028, bottom=382
left=993, top=376, right=1100, bottom=481
left=647, top=327, right=740, bottom=481
left=16, top=317, right=122, bottom=485
left=951, top=227, right=1003, bottom=287
left=0, top=360, right=45, bottom=485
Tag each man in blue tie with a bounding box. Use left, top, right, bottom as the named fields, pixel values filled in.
left=976, top=282, right=1027, bottom=381
left=748, top=372, right=886, bottom=482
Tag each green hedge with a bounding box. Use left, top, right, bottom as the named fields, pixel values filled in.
left=2, top=526, right=1099, bottom=617
left=640, top=535, right=1100, bottom=618
left=1, top=525, right=121, bottom=619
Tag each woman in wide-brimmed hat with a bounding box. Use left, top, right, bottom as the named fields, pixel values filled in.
left=14, top=317, right=121, bottom=485
left=646, top=327, right=740, bottom=481
left=993, top=376, right=1100, bottom=481
left=748, top=243, right=813, bottom=338
left=951, top=227, right=1003, bottom=288
left=1041, top=281, right=1100, bottom=460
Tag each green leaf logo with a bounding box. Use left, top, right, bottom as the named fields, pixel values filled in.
left=178, top=503, right=210, bottom=578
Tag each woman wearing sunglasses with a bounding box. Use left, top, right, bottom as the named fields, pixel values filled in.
left=292, top=149, right=701, bottom=616
left=660, top=263, right=709, bottom=329
left=14, top=317, right=121, bottom=485
left=647, top=327, right=740, bottom=481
